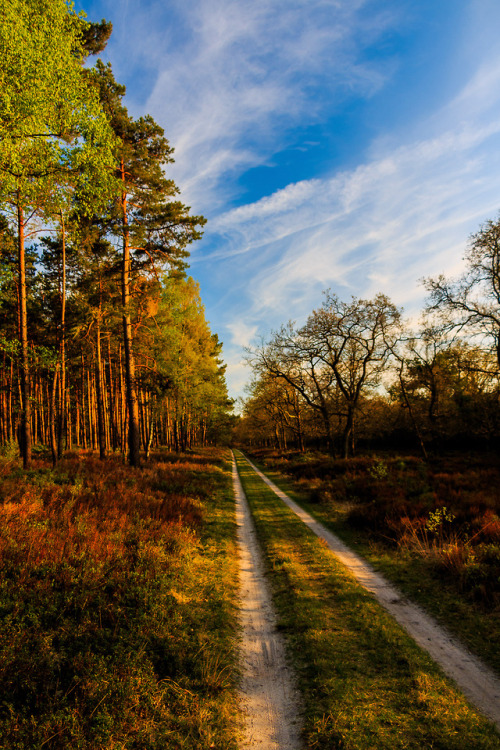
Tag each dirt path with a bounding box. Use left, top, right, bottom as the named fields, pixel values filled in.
left=242, top=453, right=500, bottom=732
left=233, top=453, right=303, bottom=750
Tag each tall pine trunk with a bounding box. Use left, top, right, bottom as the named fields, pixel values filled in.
left=57, top=210, right=66, bottom=459
left=50, top=367, right=59, bottom=467
left=95, top=312, right=106, bottom=460
left=120, top=166, right=141, bottom=467
left=17, top=197, right=31, bottom=468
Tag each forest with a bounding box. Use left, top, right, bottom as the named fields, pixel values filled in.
left=0, top=0, right=232, bottom=470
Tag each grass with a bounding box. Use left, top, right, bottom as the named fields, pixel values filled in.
left=244, top=448, right=500, bottom=679
left=0, top=447, right=240, bottom=750
left=233, top=450, right=500, bottom=749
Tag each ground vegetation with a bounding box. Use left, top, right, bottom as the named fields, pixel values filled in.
left=234, top=451, right=500, bottom=749
left=0, top=446, right=240, bottom=748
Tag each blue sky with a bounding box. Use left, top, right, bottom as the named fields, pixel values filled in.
left=77, top=0, right=500, bottom=402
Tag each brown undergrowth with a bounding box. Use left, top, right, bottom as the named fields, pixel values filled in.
left=235, top=452, right=500, bottom=749
left=247, top=448, right=500, bottom=609
left=0, top=447, right=239, bottom=749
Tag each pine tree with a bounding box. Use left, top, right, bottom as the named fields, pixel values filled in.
left=94, top=61, right=206, bottom=466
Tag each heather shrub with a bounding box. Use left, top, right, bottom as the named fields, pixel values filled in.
left=249, top=448, right=500, bottom=607
left=0, top=448, right=238, bottom=749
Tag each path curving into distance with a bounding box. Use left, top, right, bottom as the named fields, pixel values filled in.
left=233, top=453, right=302, bottom=750
left=241, top=452, right=500, bottom=733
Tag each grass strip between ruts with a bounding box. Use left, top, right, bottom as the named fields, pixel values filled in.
left=234, top=450, right=500, bottom=750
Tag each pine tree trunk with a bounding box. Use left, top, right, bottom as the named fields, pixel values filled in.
left=107, top=337, right=117, bottom=450
left=87, top=368, right=94, bottom=450
left=57, top=211, right=66, bottom=459
left=50, top=367, right=58, bottom=467
left=80, top=350, right=87, bottom=449
left=75, top=392, right=81, bottom=448
left=120, top=176, right=141, bottom=467
left=7, top=359, right=13, bottom=442
left=118, top=344, right=126, bottom=454
left=66, top=388, right=72, bottom=450
left=145, top=394, right=155, bottom=460
left=0, top=358, right=5, bottom=444
left=17, top=198, right=31, bottom=468
left=96, top=317, right=106, bottom=460
left=139, top=389, right=147, bottom=451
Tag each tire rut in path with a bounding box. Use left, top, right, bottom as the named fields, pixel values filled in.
left=242, top=453, right=500, bottom=733
left=233, top=453, right=302, bottom=750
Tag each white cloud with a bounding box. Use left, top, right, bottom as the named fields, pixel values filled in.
left=223, top=353, right=253, bottom=403
left=447, top=59, right=500, bottom=120
left=226, top=320, right=258, bottom=348
left=139, top=0, right=397, bottom=212
left=199, top=63, right=500, bottom=339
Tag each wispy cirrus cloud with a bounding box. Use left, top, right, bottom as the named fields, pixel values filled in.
left=210, top=67, right=500, bottom=368
left=139, top=0, right=400, bottom=211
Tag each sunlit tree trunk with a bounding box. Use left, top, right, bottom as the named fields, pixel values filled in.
left=57, top=210, right=67, bottom=459
left=17, top=197, right=31, bottom=468
left=120, top=165, right=141, bottom=467
left=50, top=367, right=58, bottom=467
left=80, top=350, right=87, bottom=449
left=95, top=310, right=106, bottom=460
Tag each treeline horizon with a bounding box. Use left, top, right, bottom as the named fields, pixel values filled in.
left=239, top=214, right=500, bottom=458
left=0, top=1, right=233, bottom=468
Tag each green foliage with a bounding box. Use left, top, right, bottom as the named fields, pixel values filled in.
left=133, top=274, right=232, bottom=449
left=0, top=0, right=119, bottom=218
left=0, top=440, right=18, bottom=460
left=426, top=505, right=456, bottom=533
left=0, top=333, right=20, bottom=358
left=92, top=59, right=205, bottom=275
left=369, top=458, right=388, bottom=481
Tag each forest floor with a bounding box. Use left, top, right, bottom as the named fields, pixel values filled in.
left=0, top=446, right=241, bottom=750
left=2, top=444, right=500, bottom=748
left=239, top=451, right=500, bottom=732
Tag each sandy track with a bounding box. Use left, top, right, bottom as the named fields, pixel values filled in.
left=242, top=453, right=500, bottom=732
left=233, top=453, right=302, bottom=750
